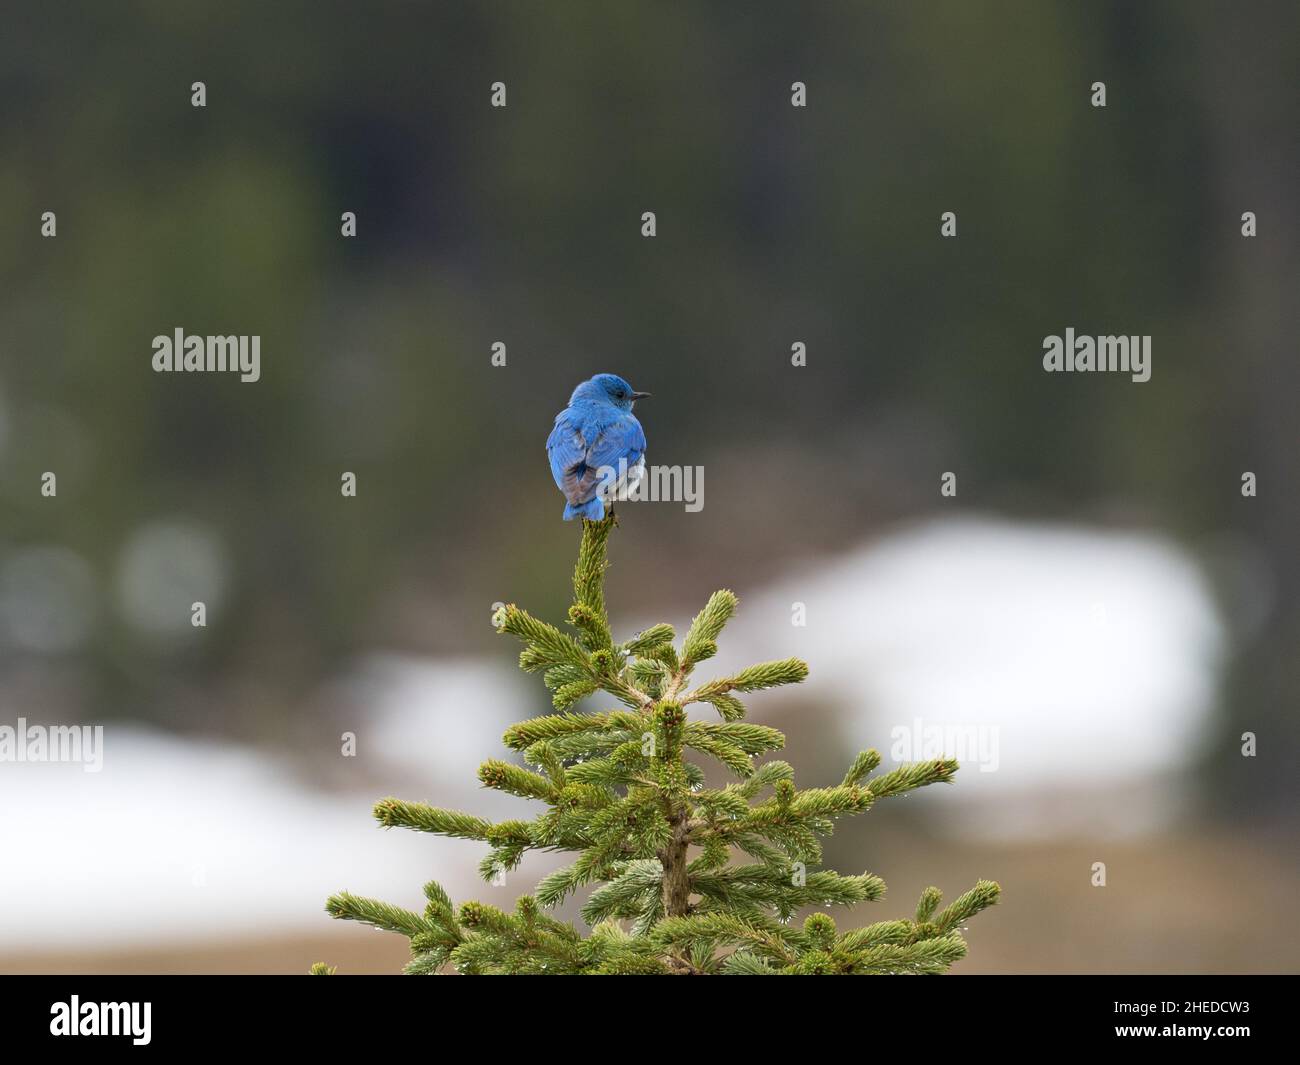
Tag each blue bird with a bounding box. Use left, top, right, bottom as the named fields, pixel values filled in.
left=547, top=373, right=650, bottom=521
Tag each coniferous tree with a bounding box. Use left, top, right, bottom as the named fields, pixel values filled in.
left=324, top=517, right=999, bottom=974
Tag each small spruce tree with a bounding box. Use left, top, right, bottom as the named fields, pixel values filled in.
left=325, top=517, right=999, bottom=974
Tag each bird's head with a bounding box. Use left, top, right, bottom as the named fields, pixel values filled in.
left=571, top=373, right=651, bottom=412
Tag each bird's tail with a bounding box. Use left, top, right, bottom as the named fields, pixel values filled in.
left=563, top=498, right=606, bottom=521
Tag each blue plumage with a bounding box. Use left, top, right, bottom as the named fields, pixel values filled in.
left=547, top=373, right=650, bottom=520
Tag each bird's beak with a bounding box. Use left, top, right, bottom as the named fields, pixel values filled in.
left=631, top=391, right=652, bottom=400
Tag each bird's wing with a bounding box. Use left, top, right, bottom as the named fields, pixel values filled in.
left=547, top=418, right=590, bottom=503
left=548, top=413, right=645, bottom=506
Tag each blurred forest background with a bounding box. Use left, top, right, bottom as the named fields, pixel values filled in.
left=0, top=2, right=1295, bottom=973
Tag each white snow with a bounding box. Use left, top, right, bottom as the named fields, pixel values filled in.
left=0, top=517, right=1226, bottom=945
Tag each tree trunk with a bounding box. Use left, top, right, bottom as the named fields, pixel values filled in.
left=659, top=814, right=691, bottom=917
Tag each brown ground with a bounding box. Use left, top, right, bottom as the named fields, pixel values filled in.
left=4, top=827, right=1294, bottom=974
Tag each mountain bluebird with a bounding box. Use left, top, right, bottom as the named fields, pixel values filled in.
left=547, top=373, right=650, bottom=520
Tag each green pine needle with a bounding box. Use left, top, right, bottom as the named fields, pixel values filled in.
left=326, top=509, right=999, bottom=974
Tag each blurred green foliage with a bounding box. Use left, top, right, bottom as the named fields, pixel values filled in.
left=0, top=3, right=1294, bottom=812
